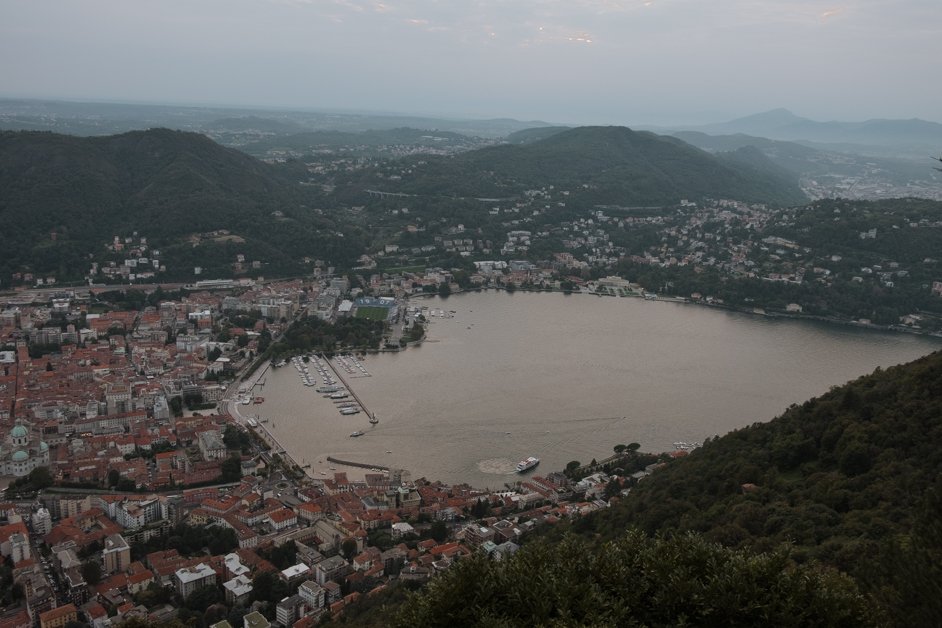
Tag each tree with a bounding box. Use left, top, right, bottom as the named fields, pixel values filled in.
left=614, top=444, right=627, bottom=454
left=429, top=521, right=448, bottom=543
left=251, top=571, right=286, bottom=605
left=395, top=531, right=873, bottom=627
left=342, top=538, right=358, bottom=560
left=117, top=478, right=136, bottom=492
left=81, top=559, right=102, bottom=586
left=223, top=424, right=251, bottom=453
left=221, top=455, right=242, bottom=483
left=438, top=282, right=451, bottom=297
left=107, top=469, right=120, bottom=488
left=565, top=460, right=581, bottom=476
left=627, top=442, right=641, bottom=452
left=184, top=585, right=222, bottom=611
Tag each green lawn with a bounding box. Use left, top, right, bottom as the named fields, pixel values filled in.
left=356, top=306, right=389, bottom=321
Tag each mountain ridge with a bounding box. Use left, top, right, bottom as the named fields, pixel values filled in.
left=360, top=125, right=807, bottom=206
left=0, top=128, right=360, bottom=280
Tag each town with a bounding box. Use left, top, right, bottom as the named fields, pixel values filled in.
left=0, top=275, right=680, bottom=628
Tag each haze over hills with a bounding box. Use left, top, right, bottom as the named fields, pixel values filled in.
left=234, top=127, right=487, bottom=159
left=672, top=130, right=942, bottom=200
left=4, top=98, right=939, bottom=202
left=355, top=125, right=808, bottom=207
left=679, top=108, right=942, bottom=158
left=0, top=98, right=553, bottom=139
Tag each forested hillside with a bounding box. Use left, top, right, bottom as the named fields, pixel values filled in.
left=0, top=129, right=364, bottom=280
left=349, top=126, right=808, bottom=206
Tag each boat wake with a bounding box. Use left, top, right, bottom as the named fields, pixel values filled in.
left=477, top=458, right=517, bottom=474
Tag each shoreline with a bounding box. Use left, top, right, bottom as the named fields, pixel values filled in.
left=421, top=285, right=942, bottom=339
left=229, top=290, right=940, bottom=489
left=233, top=356, right=390, bottom=483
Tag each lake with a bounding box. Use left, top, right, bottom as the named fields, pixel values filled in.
left=256, top=291, right=941, bottom=488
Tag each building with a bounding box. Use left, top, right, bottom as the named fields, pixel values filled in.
left=39, top=604, right=78, bottom=628
left=297, top=580, right=325, bottom=610
left=279, top=563, right=311, bottom=587
left=314, top=556, right=350, bottom=585
left=275, top=594, right=304, bottom=627
left=224, top=575, right=253, bottom=605
left=198, top=430, right=227, bottom=460
left=32, top=508, right=53, bottom=535
left=0, top=420, right=51, bottom=477
left=243, top=611, right=270, bottom=628
left=102, top=534, right=131, bottom=574
left=174, top=563, right=216, bottom=598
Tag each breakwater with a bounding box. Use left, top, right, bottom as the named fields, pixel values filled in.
left=326, top=456, right=389, bottom=471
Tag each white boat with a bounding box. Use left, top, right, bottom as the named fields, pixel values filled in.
left=516, top=456, right=540, bottom=472
left=350, top=431, right=364, bottom=437
left=369, top=413, right=379, bottom=425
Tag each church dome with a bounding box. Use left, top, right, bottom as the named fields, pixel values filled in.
left=11, top=424, right=28, bottom=439
left=12, top=450, right=28, bottom=462
left=39, top=441, right=49, bottom=452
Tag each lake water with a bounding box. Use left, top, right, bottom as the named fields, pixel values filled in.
left=256, top=291, right=941, bottom=488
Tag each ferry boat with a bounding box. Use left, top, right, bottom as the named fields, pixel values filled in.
left=349, top=431, right=364, bottom=438
left=516, top=456, right=540, bottom=472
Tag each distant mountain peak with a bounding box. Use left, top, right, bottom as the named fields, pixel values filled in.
left=727, top=108, right=807, bottom=126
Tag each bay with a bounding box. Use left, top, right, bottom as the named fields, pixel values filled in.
left=258, top=291, right=941, bottom=488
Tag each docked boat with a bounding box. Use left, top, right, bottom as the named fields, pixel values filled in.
left=516, top=456, right=540, bottom=472
left=340, top=407, right=360, bottom=415
left=349, top=431, right=364, bottom=438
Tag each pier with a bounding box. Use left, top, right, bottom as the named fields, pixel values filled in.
left=321, top=353, right=378, bottom=427
left=326, top=456, right=389, bottom=471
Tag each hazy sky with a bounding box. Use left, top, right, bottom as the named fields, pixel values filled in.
left=2, top=0, right=939, bottom=125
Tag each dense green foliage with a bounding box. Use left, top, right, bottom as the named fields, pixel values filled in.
left=0, top=129, right=363, bottom=282
left=223, top=424, right=252, bottom=453
left=130, top=523, right=239, bottom=560
left=6, top=466, right=54, bottom=496
left=353, top=126, right=807, bottom=206
left=266, top=315, right=385, bottom=356
left=396, top=531, right=871, bottom=627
